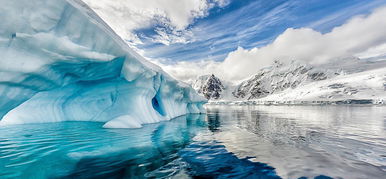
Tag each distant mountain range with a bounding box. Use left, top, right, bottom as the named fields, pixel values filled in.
left=191, top=58, right=386, bottom=104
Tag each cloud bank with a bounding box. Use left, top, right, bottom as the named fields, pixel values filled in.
left=83, top=0, right=228, bottom=45
left=154, top=6, right=386, bottom=82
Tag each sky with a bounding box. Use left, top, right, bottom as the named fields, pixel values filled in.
left=84, top=0, right=386, bottom=82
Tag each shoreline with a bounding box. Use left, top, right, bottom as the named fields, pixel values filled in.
left=206, top=99, right=386, bottom=106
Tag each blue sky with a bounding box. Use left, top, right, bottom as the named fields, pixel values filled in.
left=85, top=0, right=386, bottom=81
left=131, top=0, right=386, bottom=63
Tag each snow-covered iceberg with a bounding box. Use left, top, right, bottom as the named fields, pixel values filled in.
left=0, top=0, right=206, bottom=128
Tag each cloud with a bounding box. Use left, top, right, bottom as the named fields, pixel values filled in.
left=155, top=6, right=386, bottom=82
left=151, top=27, right=195, bottom=45
left=151, top=59, right=220, bottom=83
left=83, top=0, right=226, bottom=45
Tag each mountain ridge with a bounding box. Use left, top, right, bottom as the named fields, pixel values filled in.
left=191, top=58, right=386, bottom=104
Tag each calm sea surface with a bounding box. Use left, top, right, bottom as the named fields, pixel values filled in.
left=0, top=105, right=385, bottom=178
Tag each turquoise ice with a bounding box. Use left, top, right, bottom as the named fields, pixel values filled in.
left=0, top=0, right=206, bottom=128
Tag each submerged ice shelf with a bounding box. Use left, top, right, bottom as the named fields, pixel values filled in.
left=0, top=0, right=206, bottom=128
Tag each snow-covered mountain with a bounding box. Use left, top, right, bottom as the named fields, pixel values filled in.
left=255, top=66, right=386, bottom=104
left=232, top=61, right=341, bottom=100
left=192, top=59, right=386, bottom=104
left=192, top=74, right=225, bottom=100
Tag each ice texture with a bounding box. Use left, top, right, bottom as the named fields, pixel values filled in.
left=0, top=0, right=206, bottom=128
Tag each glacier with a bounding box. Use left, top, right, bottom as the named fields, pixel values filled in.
left=0, top=0, right=206, bottom=128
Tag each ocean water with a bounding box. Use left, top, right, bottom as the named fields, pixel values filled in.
left=0, top=105, right=385, bottom=178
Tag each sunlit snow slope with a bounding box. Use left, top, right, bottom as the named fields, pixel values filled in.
left=206, top=59, right=386, bottom=105
left=0, top=0, right=206, bottom=128
left=256, top=67, right=386, bottom=104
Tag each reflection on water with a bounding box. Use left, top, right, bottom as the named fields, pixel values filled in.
left=0, top=105, right=386, bottom=178
left=179, top=141, right=280, bottom=179
left=203, top=105, right=386, bottom=179
left=0, top=115, right=207, bottom=178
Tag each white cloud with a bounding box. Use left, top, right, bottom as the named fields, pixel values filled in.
left=150, top=59, right=220, bottom=83
left=155, top=6, right=386, bottom=82
left=152, top=27, right=194, bottom=45
left=83, top=0, right=225, bottom=45
left=215, top=0, right=231, bottom=7
left=355, top=43, right=386, bottom=59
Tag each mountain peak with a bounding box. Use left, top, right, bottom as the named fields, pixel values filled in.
left=192, top=74, right=225, bottom=100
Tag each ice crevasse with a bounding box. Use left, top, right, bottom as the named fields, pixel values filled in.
left=0, top=0, right=206, bottom=128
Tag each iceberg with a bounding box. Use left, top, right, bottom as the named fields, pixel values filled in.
left=0, top=0, right=206, bottom=128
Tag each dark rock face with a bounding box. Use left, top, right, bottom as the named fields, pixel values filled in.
left=197, top=74, right=225, bottom=100
left=308, top=71, right=328, bottom=80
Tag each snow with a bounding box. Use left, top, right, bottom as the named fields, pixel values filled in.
left=204, top=59, right=386, bottom=105
left=191, top=75, right=211, bottom=92
left=192, top=74, right=225, bottom=100
left=191, top=74, right=239, bottom=101
left=257, top=67, right=386, bottom=103
left=208, top=66, right=386, bottom=105
left=232, top=61, right=339, bottom=100
left=0, top=0, right=206, bottom=128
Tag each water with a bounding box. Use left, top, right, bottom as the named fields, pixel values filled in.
left=0, top=105, right=385, bottom=178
